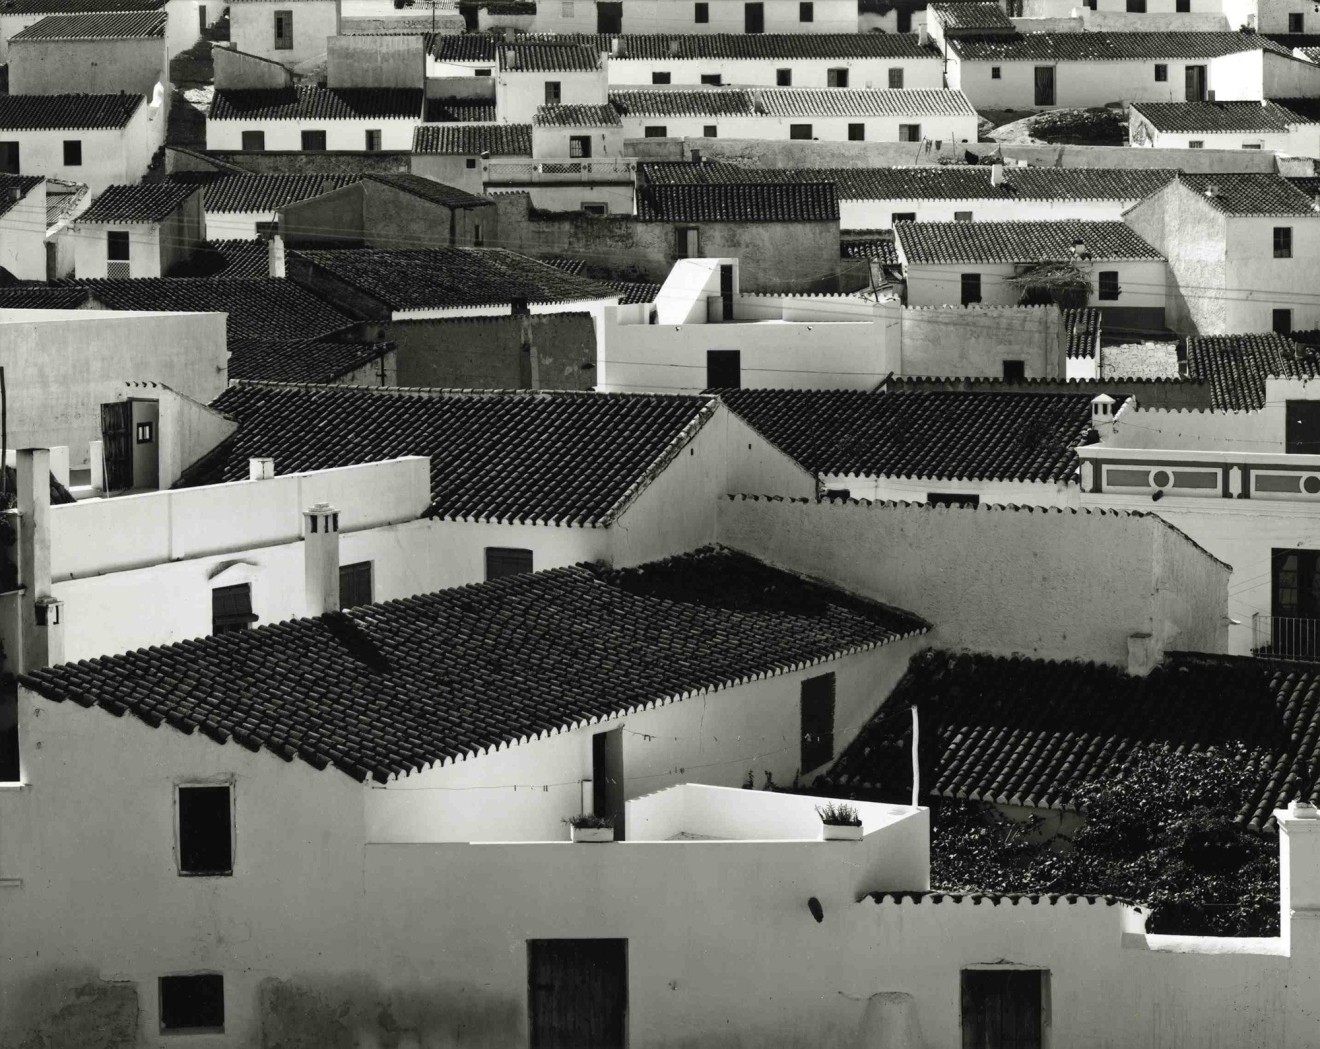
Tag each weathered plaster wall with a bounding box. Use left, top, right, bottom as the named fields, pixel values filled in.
left=900, top=305, right=1063, bottom=378
left=325, top=33, right=422, bottom=88
left=229, top=0, right=340, bottom=69
left=605, top=55, right=943, bottom=90
left=8, top=36, right=166, bottom=99
left=391, top=312, right=597, bottom=389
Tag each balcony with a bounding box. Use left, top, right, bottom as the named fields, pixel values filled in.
left=485, top=157, right=636, bottom=185
left=1251, top=614, right=1320, bottom=660
left=1077, top=445, right=1320, bottom=505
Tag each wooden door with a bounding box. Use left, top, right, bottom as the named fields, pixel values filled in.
left=962, top=970, right=1043, bottom=1049
left=529, top=939, right=627, bottom=1049
left=1032, top=66, right=1054, bottom=106
left=744, top=1, right=764, bottom=31
left=1184, top=65, right=1206, bottom=101
left=592, top=727, right=625, bottom=840
left=100, top=401, right=133, bottom=493
left=1286, top=401, right=1320, bottom=454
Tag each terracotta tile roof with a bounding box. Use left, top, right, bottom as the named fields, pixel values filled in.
left=424, top=98, right=497, bottom=122
left=0, top=174, right=43, bottom=219
left=823, top=648, right=1320, bottom=831
left=636, top=182, right=839, bottom=222
left=79, top=182, right=198, bottom=223
left=951, top=30, right=1289, bottom=61
left=604, top=280, right=661, bottom=304
left=533, top=103, right=620, bottom=127
left=425, top=32, right=497, bottom=61
left=757, top=88, right=976, bottom=118
left=170, top=173, right=361, bottom=213
left=720, top=387, right=1110, bottom=482
left=1185, top=332, right=1320, bottom=410
left=1002, top=167, right=1177, bottom=201
left=0, top=92, right=142, bottom=130
left=0, top=0, right=162, bottom=13
left=1290, top=175, right=1320, bottom=197
left=365, top=172, right=492, bottom=208
left=1177, top=173, right=1320, bottom=216
left=209, top=87, right=424, bottom=121
left=66, top=278, right=355, bottom=340
left=0, top=286, right=91, bottom=308
left=19, top=548, right=927, bottom=784
left=227, top=337, right=393, bottom=383
left=842, top=238, right=899, bottom=264
left=532, top=32, right=938, bottom=59
left=293, top=247, right=613, bottom=310
left=895, top=220, right=1163, bottom=264
left=413, top=122, right=530, bottom=154
left=187, top=381, right=722, bottom=524
left=10, top=10, right=163, bottom=37
left=930, top=1, right=1015, bottom=30
left=1063, top=307, right=1101, bottom=360
left=167, top=239, right=270, bottom=279
left=610, top=88, right=759, bottom=118
left=498, top=41, right=601, bottom=71
left=1131, top=100, right=1318, bottom=133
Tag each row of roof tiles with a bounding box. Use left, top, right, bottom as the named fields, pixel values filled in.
left=950, top=30, right=1290, bottom=61
left=609, top=87, right=977, bottom=118
left=1132, top=98, right=1320, bottom=134
left=10, top=10, right=164, bottom=39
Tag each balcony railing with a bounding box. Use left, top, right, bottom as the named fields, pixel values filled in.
left=485, top=158, right=636, bottom=184
left=1252, top=614, right=1320, bottom=660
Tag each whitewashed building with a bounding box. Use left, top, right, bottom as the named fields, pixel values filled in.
left=0, top=93, right=157, bottom=192
left=0, top=0, right=201, bottom=63
left=206, top=85, right=424, bottom=152
left=68, top=183, right=204, bottom=279
left=533, top=0, right=859, bottom=35
left=495, top=40, right=611, bottom=123
left=227, top=0, right=340, bottom=71
left=1129, top=99, right=1320, bottom=156
left=0, top=175, right=47, bottom=281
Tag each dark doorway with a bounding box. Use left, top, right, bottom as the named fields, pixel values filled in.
left=1184, top=65, right=1206, bottom=101
left=1274, top=309, right=1293, bottom=334
left=100, top=401, right=133, bottom=492
left=529, top=939, right=627, bottom=1049
left=0, top=142, right=18, bottom=175
left=1271, top=549, right=1320, bottom=657
left=961, top=969, right=1043, bottom=1049
left=592, top=727, right=625, bottom=840
left=597, top=0, right=621, bottom=30
left=744, top=1, right=764, bottom=31
left=706, top=350, right=741, bottom=389
left=799, top=671, right=836, bottom=773
left=1286, top=401, right=1320, bottom=454
left=719, top=263, right=734, bottom=320
left=1033, top=66, right=1055, bottom=106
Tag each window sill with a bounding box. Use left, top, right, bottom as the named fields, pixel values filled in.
left=178, top=871, right=234, bottom=878
left=0, top=782, right=28, bottom=791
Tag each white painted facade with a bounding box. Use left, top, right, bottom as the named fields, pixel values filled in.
left=228, top=0, right=340, bottom=69
left=615, top=102, right=978, bottom=143
left=0, top=99, right=156, bottom=193
left=604, top=54, right=944, bottom=90
left=840, top=192, right=1145, bottom=230
left=205, top=111, right=420, bottom=151
left=1224, top=0, right=1318, bottom=32
left=496, top=68, right=610, bottom=123
left=0, top=179, right=46, bottom=281
left=902, top=256, right=1169, bottom=313
left=1129, top=112, right=1320, bottom=157
left=532, top=0, right=859, bottom=33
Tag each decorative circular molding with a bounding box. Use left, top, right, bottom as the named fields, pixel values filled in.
left=1304, top=475, right=1320, bottom=496
left=1150, top=469, right=1172, bottom=490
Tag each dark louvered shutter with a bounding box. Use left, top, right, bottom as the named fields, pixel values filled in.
left=800, top=672, right=836, bottom=773
left=100, top=401, right=133, bottom=492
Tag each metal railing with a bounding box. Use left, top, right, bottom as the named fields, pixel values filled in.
left=1251, top=614, right=1320, bottom=660
left=485, top=158, right=636, bottom=184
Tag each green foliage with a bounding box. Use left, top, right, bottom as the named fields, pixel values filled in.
left=1028, top=108, right=1126, bottom=146
left=930, top=745, right=1279, bottom=937
left=1007, top=262, right=1091, bottom=310
left=567, top=813, right=615, bottom=829
left=816, top=802, right=861, bottom=826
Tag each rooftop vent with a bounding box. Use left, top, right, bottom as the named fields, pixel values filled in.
left=1204, top=183, right=1222, bottom=198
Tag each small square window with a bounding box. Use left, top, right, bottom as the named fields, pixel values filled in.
left=652, top=71, right=671, bottom=84
left=701, top=73, right=722, bottom=85
left=545, top=81, right=562, bottom=104
left=990, top=66, right=1002, bottom=79
left=364, top=129, right=382, bottom=151
left=694, top=1, right=708, bottom=21
left=160, top=974, right=224, bottom=1034
left=62, top=140, right=82, bottom=166
left=790, top=123, right=813, bottom=140
left=827, top=68, right=849, bottom=88
left=891, top=212, right=916, bottom=224
left=848, top=123, right=864, bottom=141
left=212, top=583, right=256, bottom=634
left=107, top=230, right=130, bottom=261
left=339, top=561, right=373, bottom=608
left=136, top=421, right=154, bottom=444
left=177, top=785, right=232, bottom=875
left=1098, top=270, right=1120, bottom=300
left=583, top=202, right=608, bottom=215
left=300, top=129, right=326, bottom=151
left=569, top=135, right=591, bottom=158
left=961, top=272, right=982, bottom=305
left=1175, top=0, right=1189, bottom=9
left=1154, top=63, right=1167, bottom=81
left=800, top=0, right=813, bottom=18
left=1290, top=11, right=1304, bottom=30
left=1126, top=0, right=1145, bottom=11
left=466, top=157, right=477, bottom=169
left=1275, top=226, right=1293, bottom=258
left=1188, top=139, right=1204, bottom=148
left=1002, top=359, right=1025, bottom=381
left=954, top=210, right=972, bottom=221
left=241, top=130, right=265, bottom=151
left=898, top=123, right=921, bottom=142
left=888, top=68, right=904, bottom=89
left=1274, top=308, right=1293, bottom=333
left=777, top=68, right=792, bottom=86
left=485, top=547, right=533, bottom=580
left=703, top=124, right=717, bottom=137
left=644, top=125, right=668, bottom=138
left=1243, top=143, right=1263, bottom=150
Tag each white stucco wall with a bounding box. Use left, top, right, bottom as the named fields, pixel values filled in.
left=228, top=0, right=340, bottom=68
left=496, top=68, right=609, bottom=123
left=205, top=114, right=419, bottom=151
left=904, top=258, right=1168, bottom=314
left=616, top=108, right=977, bottom=143
left=605, top=55, right=943, bottom=90
left=0, top=181, right=46, bottom=281
left=71, top=222, right=163, bottom=279
left=204, top=209, right=274, bottom=240
left=1130, top=119, right=1317, bottom=157
left=842, top=193, right=1143, bottom=229
left=610, top=0, right=858, bottom=32
left=1223, top=214, right=1320, bottom=333
left=0, top=104, right=155, bottom=193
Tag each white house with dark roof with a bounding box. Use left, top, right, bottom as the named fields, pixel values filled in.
left=0, top=0, right=199, bottom=63
left=1129, top=99, right=1320, bottom=156
left=0, top=174, right=46, bottom=280
left=426, top=31, right=498, bottom=76
left=495, top=41, right=611, bottom=123
left=227, top=0, right=340, bottom=71
left=609, top=86, right=978, bottom=142
left=1123, top=172, right=1320, bottom=333
left=205, top=85, right=425, bottom=152
left=167, top=171, right=361, bottom=239
left=946, top=31, right=1320, bottom=110
left=534, top=0, right=859, bottom=33
left=410, top=123, right=532, bottom=194
left=0, top=93, right=156, bottom=192
left=69, top=182, right=203, bottom=278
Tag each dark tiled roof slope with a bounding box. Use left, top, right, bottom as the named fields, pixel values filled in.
left=610, top=89, right=758, bottom=117
left=603, top=280, right=661, bottom=304
left=1063, top=308, right=1101, bottom=360
left=720, top=387, right=1108, bottom=482
left=0, top=92, right=141, bottom=130
left=210, top=87, right=423, bottom=121
left=534, top=103, right=621, bottom=126
left=498, top=41, right=601, bottom=71
left=1178, top=173, right=1320, bottom=216
left=11, top=10, right=164, bottom=37
left=168, top=239, right=271, bottom=279
left=20, top=549, right=928, bottom=783
left=636, top=182, right=839, bottom=222
left=1290, top=176, right=1320, bottom=197
left=0, top=286, right=91, bottom=309
left=1186, top=332, right=1320, bottom=411
left=0, top=0, right=162, bottom=12
left=425, top=97, right=496, bottom=122
left=413, top=122, right=531, bottom=154
left=951, top=31, right=1289, bottom=61
left=1131, top=100, right=1317, bottom=133
left=227, top=337, right=393, bottom=383
left=529, top=32, right=938, bottom=59
left=896, top=220, right=1163, bottom=263
left=69, top=278, right=355, bottom=340
left=0, top=175, right=43, bottom=219
left=170, top=173, right=361, bottom=213
left=1003, top=167, right=1177, bottom=200
left=80, top=183, right=198, bottom=223
left=842, top=238, right=900, bottom=264
left=294, top=248, right=613, bottom=310
left=757, top=88, right=976, bottom=118
left=189, top=382, right=719, bottom=524
left=366, top=172, right=492, bottom=208
left=930, top=1, right=1015, bottom=30
left=426, top=32, right=497, bottom=61
left=823, top=648, right=1320, bottom=831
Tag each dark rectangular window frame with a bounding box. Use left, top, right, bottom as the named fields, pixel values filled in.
left=300, top=129, right=327, bottom=151
left=159, top=974, right=225, bottom=1034
left=211, top=583, right=256, bottom=634
left=545, top=80, right=562, bottom=104
left=62, top=139, right=82, bottom=166
left=789, top=123, right=813, bottom=140
left=694, top=0, right=709, bottom=20
left=961, top=272, right=982, bottom=305
left=364, top=128, right=382, bottom=151
left=700, top=73, right=722, bottom=85
left=465, top=157, right=477, bottom=169
left=891, top=211, right=916, bottom=224
left=240, top=129, right=266, bottom=151
left=953, top=210, right=972, bottom=222
left=339, top=561, right=374, bottom=609
left=273, top=8, right=292, bottom=48
left=1175, top=0, right=1189, bottom=10
left=929, top=493, right=981, bottom=508
left=485, top=547, right=533, bottom=580
left=1154, top=63, right=1168, bottom=82
left=1286, top=400, right=1320, bottom=453
left=1274, top=226, right=1293, bottom=258
left=569, top=134, right=592, bottom=158
left=899, top=123, right=921, bottom=142
left=961, top=969, right=1045, bottom=1049
left=675, top=225, right=699, bottom=256
left=107, top=230, right=130, bottom=262
left=644, top=125, right=668, bottom=138
left=651, top=71, right=671, bottom=84
left=1002, top=359, right=1025, bottom=381
left=1289, top=11, right=1304, bottom=29
left=799, top=0, right=813, bottom=19
left=703, top=124, right=718, bottom=138
left=991, top=65, right=1002, bottom=79
left=827, top=67, right=849, bottom=88
left=799, top=672, right=836, bottom=774
left=1126, top=0, right=1146, bottom=11
left=1188, top=139, right=1204, bottom=148
left=176, top=783, right=234, bottom=876
left=706, top=349, right=741, bottom=390
left=888, top=67, right=904, bottom=89
left=776, top=67, right=792, bottom=86
left=1274, top=308, right=1293, bottom=335
left=848, top=123, right=865, bottom=141
left=1098, top=270, right=1120, bottom=300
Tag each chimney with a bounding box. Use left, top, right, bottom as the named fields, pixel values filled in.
left=267, top=232, right=285, bottom=278
left=1091, top=393, right=1116, bottom=440
left=1204, top=183, right=1221, bottom=198
left=917, top=23, right=930, bottom=45
left=990, top=162, right=1004, bottom=187
left=248, top=457, right=275, bottom=481
left=505, top=45, right=517, bottom=68
left=1279, top=800, right=1320, bottom=952
left=1126, top=632, right=1159, bottom=677
left=16, top=449, right=53, bottom=673
left=610, top=36, right=620, bottom=55
left=1070, top=238, right=1091, bottom=260
left=303, top=502, right=340, bottom=617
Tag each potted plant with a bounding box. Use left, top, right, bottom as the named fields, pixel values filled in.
left=816, top=802, right=863, bottom=841
left=567, top=813, right=615, bottom=843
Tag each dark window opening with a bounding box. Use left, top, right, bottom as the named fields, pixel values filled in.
left=339, top=561, right=373, bottom=608
left=652, top=71, right=671, bottom=84
left=790, top=123, right=813, bottom=139
left=745, top=0, right=763, bottom=32
left=701, top=73, right=722, bottom=85
left=848, top=123, right=864, bottom=141
left=300, top=129, right=326, bottom=151
left=177, top=785, right=232, bottom=875
left=1289, top=11, right=1304, bottom=30
left=273, top=8, right=292, bottom=48
left=1287, top=401, right=1320, bottom=454
left=241, top=130, right=266, bottom=151
left=694, top=1, right=708, bottom=20
left=365, top=129, right=382, bottom=151
left=583, top=202, right=608, bottom=215
left=800, top=672, right=836, bottom=773
left=800, top=0, right=813, bottom=19
left=569, top=135, right=592, bottom=158
left=1098, top=270, right=1120, bottom=300
left=703, top=124, right=717, bottom=137
left=898, top=123, right=921, bottom=141
left=777, top=67, right=792, bottom=86
left=160, top=974, right=225, bottom=1033
left=1175, top=0, right=1189, bottom=10
left=644, top=125, right=668, bottom=138
left=706, top=349, right=741, bottom=389
left=465, top=157, right=477, bottom=168
left=1275, top=226, right=1293, bottom=258
left=1126, top=0, right=1145, bottom=11
left=676, top=225, right=699, bottom=255
left=545, top=80, right=562, bottom=104
left=1002, top=359, right=1025, bottom=381
left=107, top=230, right=130, bottom=261
left=991, top=66, right=1002, bottom=79
left=954, top=210, right=972, bottom=221
left=896, top=7, right=911, bottom=29
left=485, top=547, right=533, bottom=580
left=930, top=493, right=981, bottom=508
left=212, top=583, right=256, bottom=634
left=1274, top=308, right=1293, bottom=335
left=888, top=67, right=904, bottom=89
left=961, top=272, right=982, bottom=305
left=961, top=970, right=1043, bottom=1049
left=891, top=212, right=916, bottom=224
left=1154, top=63, right=1167, bottom=82
left=63, top=140, right=82, bottom=166
left=528, top=940, right=627, bottom=1047
left=827, top=67, right=849, bottom=88
left=0, top=142, right=18, bottom=175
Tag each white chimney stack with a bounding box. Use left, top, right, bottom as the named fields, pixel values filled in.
left=990, top=162, right=1005, bottom=187
left=303, top=502, right=340, bottom=617
left=917, top=23, right=930, bottom=45
left=17, top=448, right=56, bottom=672
left=267, top=232, right=285, bottom=278
left=1091, top=393, right=1116, bottom=441
left=249, top=457, right=275, bottom=481
left=1126, top=632, right=1159, bottom=676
